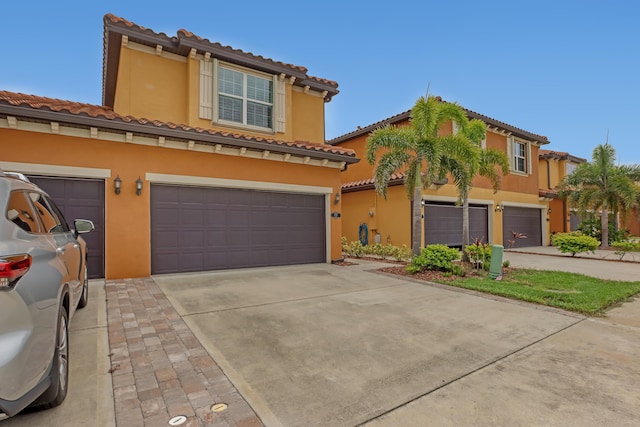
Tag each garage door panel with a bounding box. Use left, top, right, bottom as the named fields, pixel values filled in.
left=502, top=207, right=542, bottom=248
left=424, top=203, right=488, bottom=247
left=151, top=185, right=325, bottom=273
left=28, top=176, right=105, bottom=279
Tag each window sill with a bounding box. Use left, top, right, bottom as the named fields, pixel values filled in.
left=213, top=119, right=276, bottom=136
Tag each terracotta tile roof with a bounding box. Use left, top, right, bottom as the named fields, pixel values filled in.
left=103, top=14, right=338, bottom=106
left=0, top=90, right=356, bottom=161
left=176, top=27, right=309, bottom=75
left=328, top=97, right=550, bottom=145
left=539, top=149, right=586, bottom=163
left=539, top=188, right=559, bottom=198
left=342, top=173, right=405, bottom=191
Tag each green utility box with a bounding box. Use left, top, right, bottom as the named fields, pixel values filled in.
left=489, top=245, right=504, bottom=279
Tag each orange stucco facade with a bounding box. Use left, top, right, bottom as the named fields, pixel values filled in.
left=0, top=128, right=344, bottom=278
left=113, top=46, right=327, bottom=145
left=336, top=115, right=550, bottom=248
left=0, top=15, right=355, bottom=279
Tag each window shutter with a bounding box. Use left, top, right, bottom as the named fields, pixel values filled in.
left=527, top=142, right=532, bottom=175
left=507, top=135, right=514, bottom=170
left=274, top=76, right=286, bottom=133
left=199, top=59, right=213, bottom=120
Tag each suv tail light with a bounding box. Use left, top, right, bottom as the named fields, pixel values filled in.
left=0, top=254, right=32, bottom=290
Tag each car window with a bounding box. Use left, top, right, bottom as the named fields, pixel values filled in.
left=6, top=191, right=41, bottom=233
left=29, top=192, right=70, bottom=233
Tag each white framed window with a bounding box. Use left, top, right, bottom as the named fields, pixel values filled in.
left=513, top=140, right=528, bottom=173
left=566, top=162, right=577, bottom=175
left=217, top=66, right=273, bottom=129
left=200, top=59, right=286, bottom=133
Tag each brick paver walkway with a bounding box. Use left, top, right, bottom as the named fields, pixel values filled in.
left=106, top=278, right=263, bottom=427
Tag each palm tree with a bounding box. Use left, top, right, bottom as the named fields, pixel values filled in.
left=560, top=143, right=640, bottom=248
left=437, top=119, right=509, bottom=255
left=366, top=95, right=475, bottom=256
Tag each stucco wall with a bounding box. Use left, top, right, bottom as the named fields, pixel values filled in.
left=114, top=46, right=327, bottom=145
left=1, top=128, right=343, bottom=278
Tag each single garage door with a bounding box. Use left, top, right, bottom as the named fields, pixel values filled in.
left=424, top=202, right=488, bottom=248
left=502, top=206, right=542, bottom=248
left=151, top=185, right=326, bottom=274
left=28, top=176, right=105, bottom=279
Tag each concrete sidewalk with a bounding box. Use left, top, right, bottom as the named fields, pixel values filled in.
left=508, top=244, right=640, bottom=263
left=505, top=246, right=640, bottom=281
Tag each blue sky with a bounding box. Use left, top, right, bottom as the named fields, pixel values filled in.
left=1, top=1, right=638, bottom=163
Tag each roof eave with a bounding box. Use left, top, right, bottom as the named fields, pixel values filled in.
left=0, top=104, right=358, bottom=164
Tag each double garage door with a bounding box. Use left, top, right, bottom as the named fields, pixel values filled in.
left=151, top=185, right=326, bottom=274
left=424, top=202, right=488, bottom=247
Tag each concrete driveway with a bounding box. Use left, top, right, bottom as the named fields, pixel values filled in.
left=154, top=260, right=640, bottom=426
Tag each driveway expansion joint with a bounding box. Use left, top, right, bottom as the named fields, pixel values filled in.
left=355, top=316, right=587, bottom=427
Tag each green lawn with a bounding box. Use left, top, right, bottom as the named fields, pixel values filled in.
left=436, top=269, right=640, bottom=315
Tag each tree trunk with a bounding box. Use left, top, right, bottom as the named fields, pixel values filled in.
left=461, top=192, right=470, bottom=261
left=411, top=183, right=423, bottom=256
left=601, top=206, right=609, bottom=249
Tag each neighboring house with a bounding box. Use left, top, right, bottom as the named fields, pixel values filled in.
left=0, top=14, right=358, bottom=279
left=329, top=103, right=550, bottom=249
left=538, top=149, right=586, bottom=234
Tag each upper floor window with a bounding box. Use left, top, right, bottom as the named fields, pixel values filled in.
left=513, top=140, right=528, bottom=173
left=217, top=66, right=273, bottom=130
left=566, top=162, right=577, bottom=175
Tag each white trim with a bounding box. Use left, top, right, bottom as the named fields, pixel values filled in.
left=0, top=161, right=111, bottom=179
left=325, top=193, right=332, bottom=262
left=291, top=85, right=326, bottom=98
left=502, top=202, right=547, bottom=209
left=421, top=195, right=495, bottom=205
left=146, top=172, right=333, bottom=264
left=199, top=59, right=213, bottom=120
left=274, top=76, right=286, bottom=133
left=126, top=40, right=186, bottom=63
left=145, top=173, right=332, bottom=195
left=0, top=118, right=344, bottom=169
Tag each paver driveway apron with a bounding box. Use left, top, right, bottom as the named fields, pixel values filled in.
left=153, top=261, right=581, bottom=427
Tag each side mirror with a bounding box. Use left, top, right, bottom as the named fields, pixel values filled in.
left=74, top=219, right=95, bottom=235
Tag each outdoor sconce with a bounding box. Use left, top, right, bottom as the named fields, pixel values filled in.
left=548, top=208, right=552, bottom=214
left=334, top=192, right=341, bottom=205
left=114, top=176, right=122, bottom=195
left=136, top=177, right=144, bottom=196
left=495, top=203, right=504, bottom=212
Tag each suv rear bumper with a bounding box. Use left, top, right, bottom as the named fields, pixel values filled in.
left=0, top=376, right=50, bottom=418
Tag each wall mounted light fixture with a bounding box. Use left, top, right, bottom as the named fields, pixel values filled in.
left=495, top=203, right=504, bottom=212
left=334, top=192, right=341, bottom=205
left=114, top=176, right=122, bottom=195
left=547, top=208, right=552, bottom=214
left=136, top=177, right=143, bottom=196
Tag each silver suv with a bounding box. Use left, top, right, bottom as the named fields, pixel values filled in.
left=0, top=170, right=94, bottom=419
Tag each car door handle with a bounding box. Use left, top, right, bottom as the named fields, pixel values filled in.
left=73, top=244, right=79, bottom=249
left=56, top=247, right=66, bottom=255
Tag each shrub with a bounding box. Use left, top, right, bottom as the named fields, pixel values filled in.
left=465, top=243, right=492, bottom=270
left=502, top=259, right=510, bottom=268
left=407, top=244, right=461, bottom=274
left=341, top=238, right=412, bottom=262
left=577, top=217, right=629, bottom=243
left=553, top=232, right=600, bottom=256
left=392, top=244, right=412, bottom=261
left=611, top=241, right=640, bottom=260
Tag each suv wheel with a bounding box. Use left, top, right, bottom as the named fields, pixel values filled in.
left=37, top=306, right=69, bottom=409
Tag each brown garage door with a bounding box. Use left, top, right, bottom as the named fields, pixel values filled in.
left=28, top=176, right=105, bottom=279
left=151, top=185, right=326, bottom=274
left=502, top=206, right=542, bottom=248
left=424, top=202, right=488, bottom=248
